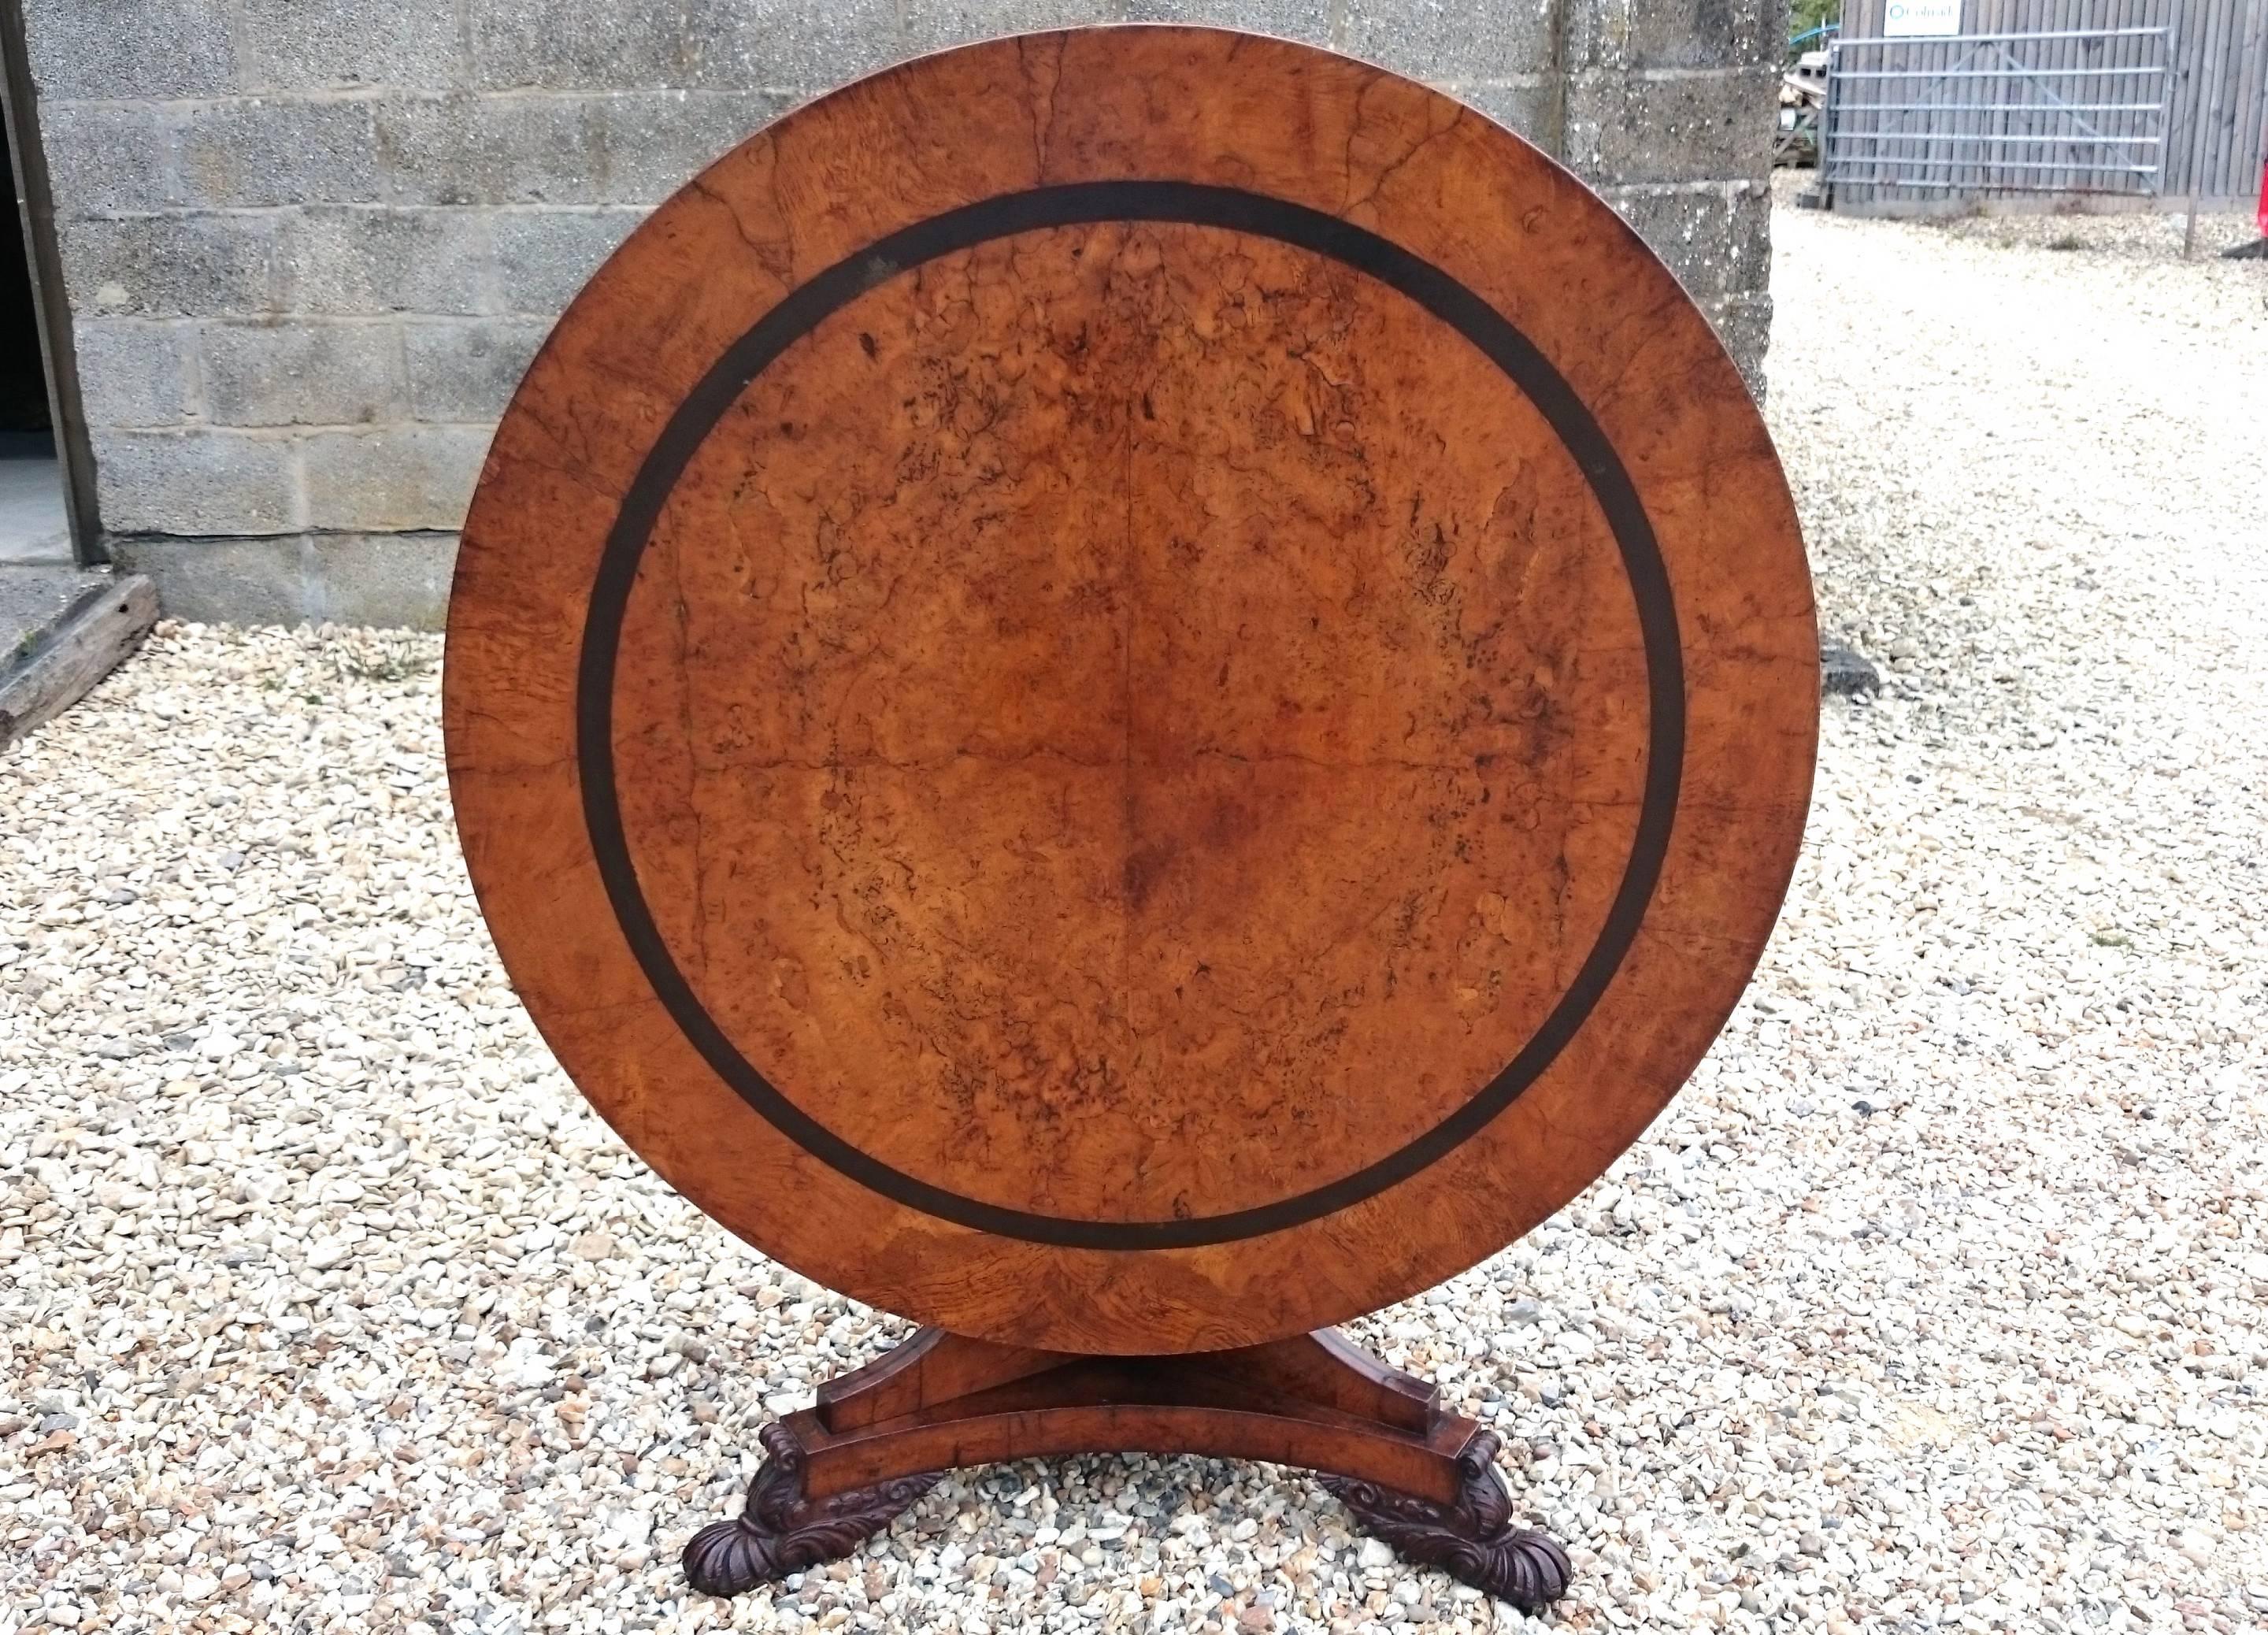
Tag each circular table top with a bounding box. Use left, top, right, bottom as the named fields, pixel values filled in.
left=444, top=24, right=1818, bottom=1355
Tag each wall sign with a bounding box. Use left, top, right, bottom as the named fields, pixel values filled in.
left=1884, top=0, right=1963, bottom=35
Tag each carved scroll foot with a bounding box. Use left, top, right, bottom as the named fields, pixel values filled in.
left=683, top=1422, right=939, bottom=1597
left=1321, top=1430, right=1572, bottom=1613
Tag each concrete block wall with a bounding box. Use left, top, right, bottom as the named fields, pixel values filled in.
left=20, top=0, right=1782, bottom=628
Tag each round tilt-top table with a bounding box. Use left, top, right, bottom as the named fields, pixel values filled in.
left=443, top=24, right=1818, bottom=1611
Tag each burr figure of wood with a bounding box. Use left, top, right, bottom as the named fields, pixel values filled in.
left=443, top=24, right=1818, bottom=1612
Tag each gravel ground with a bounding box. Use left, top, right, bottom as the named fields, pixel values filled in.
left=5, top=201, right=2267, bottom=1635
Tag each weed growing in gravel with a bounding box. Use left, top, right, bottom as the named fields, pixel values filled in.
left=328, top=639, right=437, bottom=685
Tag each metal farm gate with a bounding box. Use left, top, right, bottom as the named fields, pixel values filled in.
left=1821, top=0, right=2268, bottom=213
left=1823, top=26, right=2174, bottom=202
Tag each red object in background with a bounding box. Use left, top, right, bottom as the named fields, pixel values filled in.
left=2259, top=159, right=2266, bottom=238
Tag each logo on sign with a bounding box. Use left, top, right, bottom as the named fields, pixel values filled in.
left=1884, top=0, right=1962, bottom=35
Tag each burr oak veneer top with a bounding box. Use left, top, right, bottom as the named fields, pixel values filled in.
left=443, top=25, right=1818, bottom=1354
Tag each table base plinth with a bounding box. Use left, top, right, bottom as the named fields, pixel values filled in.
left=681, top=1327, right=1571, bottom=1612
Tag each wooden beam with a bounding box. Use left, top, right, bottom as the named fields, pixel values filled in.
left=0, top=573, right=155, bottom=747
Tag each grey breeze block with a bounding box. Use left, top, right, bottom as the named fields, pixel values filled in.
left=25, top=0, right=1783, bottom=626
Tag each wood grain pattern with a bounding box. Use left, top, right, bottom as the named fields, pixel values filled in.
left=789, top=1327, right=1475, bottom=1503
left=0, top=575, right=157, bottom=749
left=444, top=25, right=1818, bottom=1354
left=683, top=1326, right=1571, bottom=1611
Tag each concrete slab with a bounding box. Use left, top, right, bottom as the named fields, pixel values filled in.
left=0, top=443, right=72, bottom=566
left=108, top=531, right=455, bottom=628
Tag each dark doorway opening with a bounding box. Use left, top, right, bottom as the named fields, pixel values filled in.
left=2, top=109, right=70, bottom=564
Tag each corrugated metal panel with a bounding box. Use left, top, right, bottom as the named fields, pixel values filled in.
left=2238, top=0, right=2268, bottom=196
left=2173, top=0, right=2229, bottom=194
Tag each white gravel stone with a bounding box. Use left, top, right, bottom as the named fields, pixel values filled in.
left=3, top=198, right=2266, bottom=1635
